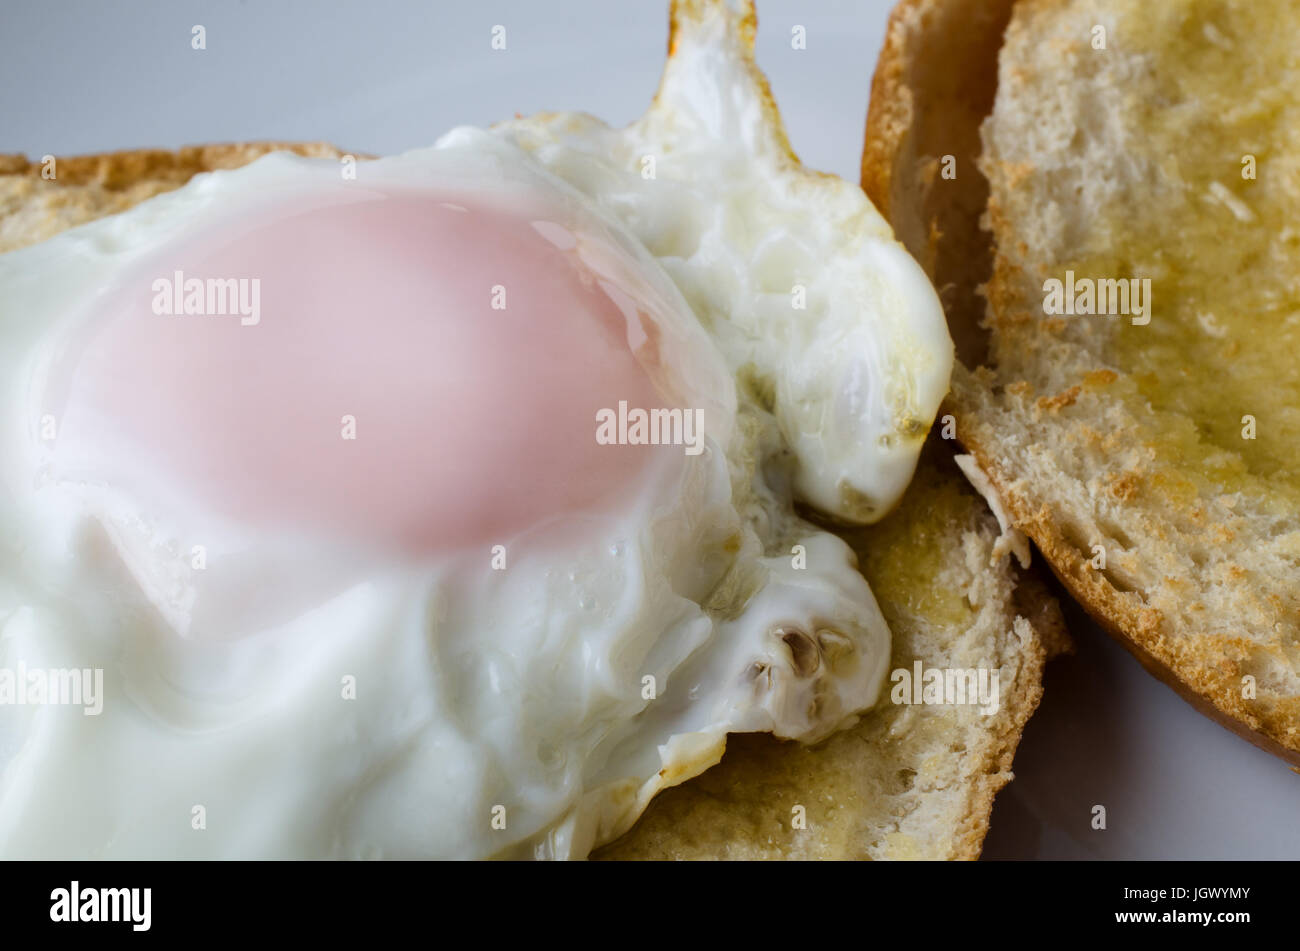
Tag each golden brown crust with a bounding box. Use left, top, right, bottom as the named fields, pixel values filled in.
left=951, top=395, right=1300, bottom=766
left=951, top=569, right=1064, bottom=859
left=860, top=4, right=910, bottom=226
left=862, top=0, right=1015, bottom=369
left=0, top=142, right=359, bottom=253
left=864, top=0, right=1300, bottom=765
left=0, top=142, right=356, bottom=188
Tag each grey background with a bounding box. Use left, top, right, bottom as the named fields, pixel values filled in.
left=2, top=0, right=1296, bottom=859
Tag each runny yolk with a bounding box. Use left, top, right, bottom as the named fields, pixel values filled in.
left=47, top=187, right=682, bottom=555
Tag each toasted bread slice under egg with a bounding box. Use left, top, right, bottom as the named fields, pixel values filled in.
left=598, top=439, right=1067, bottom=860
left=0, top=0, right=1065, bottom=859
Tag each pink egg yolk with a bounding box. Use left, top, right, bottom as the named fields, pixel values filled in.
left=47, top=186, right=683, bottom=556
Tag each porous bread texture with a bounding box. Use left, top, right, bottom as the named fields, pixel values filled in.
left=599, top=446, right=1065, bottom=860
left=864, top=0, right=1300, bottom=761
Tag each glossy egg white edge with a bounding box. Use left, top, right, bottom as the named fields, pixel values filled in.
left=0, top=0, right=950, bottom=860
left=500, top=0, right=954, bottom=524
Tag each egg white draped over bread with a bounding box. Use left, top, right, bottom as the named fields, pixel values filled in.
left=0, top=0, right=950, bottom=858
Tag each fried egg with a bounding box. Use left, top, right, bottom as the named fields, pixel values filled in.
left=0, top=0, right=950, bottom=858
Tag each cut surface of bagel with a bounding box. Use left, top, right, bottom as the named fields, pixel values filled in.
left=865, top=0, right=1300, bottom=762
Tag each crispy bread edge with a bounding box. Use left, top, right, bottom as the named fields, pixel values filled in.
left=862, top=0, right=1300, bottom=765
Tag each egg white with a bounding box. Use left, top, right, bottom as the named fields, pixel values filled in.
left=0, top=1, right=948, bottom=859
